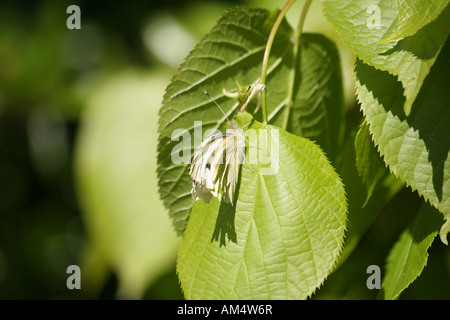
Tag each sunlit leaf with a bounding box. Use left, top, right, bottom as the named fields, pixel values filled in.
left=322, top=0, right=450, bottom=114
left=355, top=36, right=450, bottom=223
left=379, top=0, right=449, bottom=43
left=177, top=123, right=347, bottom=299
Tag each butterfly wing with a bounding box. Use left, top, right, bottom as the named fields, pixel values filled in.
left=221, top=128, right=245, bottom=204
left=189, top=124, right=245, bottom=204
left=189, top=132, right=225, bottom=203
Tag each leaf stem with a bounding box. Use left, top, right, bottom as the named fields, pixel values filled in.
left=260, top=0, right=297, bottom=124
left=296, top=0, right=311, bottom=40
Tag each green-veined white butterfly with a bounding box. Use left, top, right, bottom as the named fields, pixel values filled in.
left=188, top=91, right=251, bottom=205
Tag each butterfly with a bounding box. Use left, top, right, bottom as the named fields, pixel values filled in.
left=188, top=91, right=250, bottom=205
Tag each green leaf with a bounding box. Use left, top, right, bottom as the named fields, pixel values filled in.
left=75, top=71, right=180, bottom=298
left=440, top=214, right=450, bottom=245
left=158, top=7, right=345, bottom=234
left=379, top=0, right=449, bottom=43
left=177, top=124, right=347, bottom=299
left=355, top=120, right=387, bottom=206
left=355, top=36, right=450, bottom=220
left=322, top=0, right=450, bottom=114
left=273, top=33, right=345, bottom=164
left=381, top=203, right=442, bottom=300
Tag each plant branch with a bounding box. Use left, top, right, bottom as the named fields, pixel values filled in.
left=296, top=0, right=311, bottom=40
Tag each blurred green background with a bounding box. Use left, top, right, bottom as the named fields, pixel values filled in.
left=1, top=0, right=448, bottom=300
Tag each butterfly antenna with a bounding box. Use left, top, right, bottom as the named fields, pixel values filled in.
left=204, top=91, right=231, bottom=124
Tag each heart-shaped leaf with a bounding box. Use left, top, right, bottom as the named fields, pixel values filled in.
left=177, top=123, right=347, bottom=299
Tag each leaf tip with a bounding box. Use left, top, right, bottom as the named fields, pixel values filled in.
left=439, top=216, right=450, bottom=245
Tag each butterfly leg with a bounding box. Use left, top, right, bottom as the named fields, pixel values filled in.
left=241, top=127, right=261, bottom=150
left=239, top=148, right=254, bottom=173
